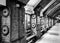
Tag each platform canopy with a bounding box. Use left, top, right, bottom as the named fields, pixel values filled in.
left=0, top=0, right=6, bottom=6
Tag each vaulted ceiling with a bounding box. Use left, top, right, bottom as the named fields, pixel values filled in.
left=7, top=0, right=60, bottom=19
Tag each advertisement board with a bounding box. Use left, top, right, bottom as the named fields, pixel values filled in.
left=0, top=0, right=6, bottom=6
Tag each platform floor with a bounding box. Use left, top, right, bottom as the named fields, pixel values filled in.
left=36, top=23, right=60, bottom=43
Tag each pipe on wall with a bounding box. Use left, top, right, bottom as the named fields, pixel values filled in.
left=26, top=0, right=41, bottom=8
left=40, top=0, right=56, bottom=17
left=24, top=0, right=41, bottom=14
